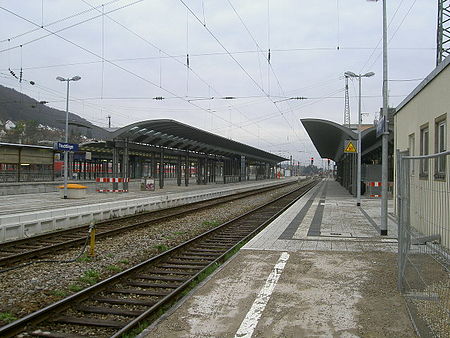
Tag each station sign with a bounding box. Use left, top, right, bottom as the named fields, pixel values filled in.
left=54, top=142, right=79, bottom=152
left=344, top=140, right=357, bottom=153
left=376, top=116, right=386, bottom=138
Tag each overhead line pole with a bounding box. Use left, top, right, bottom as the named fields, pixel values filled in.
left=381, top=0, right=389, bottom=236
left=437, top=0, right=450, bottom=65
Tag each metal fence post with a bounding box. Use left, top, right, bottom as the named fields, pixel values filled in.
left=397, top=150, right=405, bottom=291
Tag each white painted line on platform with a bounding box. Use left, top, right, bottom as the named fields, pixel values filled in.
left=234, top=251, right=290, bottom=338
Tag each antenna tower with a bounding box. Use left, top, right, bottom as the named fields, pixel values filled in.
left=437, top=0, right=450, bottom=65
left=343, top=76, right=351, bottom=127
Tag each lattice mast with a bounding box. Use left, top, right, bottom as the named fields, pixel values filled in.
left=437, top=0, right=450, bottom=65
left=343, top=76, right=351, bottom=127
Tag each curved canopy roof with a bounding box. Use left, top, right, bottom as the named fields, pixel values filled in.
left=301, top=118, right=357, bottom=162
left=301, top=118, right=381, bottom=163
left=108, top=119, right=285, bottom=163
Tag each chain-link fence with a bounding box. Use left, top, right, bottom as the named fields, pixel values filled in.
left=397, top=150, right=449, bottom=337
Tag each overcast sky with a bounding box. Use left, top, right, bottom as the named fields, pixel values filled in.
left=0, top=0, right=437, bottom=165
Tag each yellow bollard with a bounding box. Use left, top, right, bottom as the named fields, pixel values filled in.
left=89, top=222, right=96, bottom=257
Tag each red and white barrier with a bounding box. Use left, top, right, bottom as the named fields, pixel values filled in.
left=96, top=178, right=130, bottom=183
left=96, top=178, right=129, bottom=193
left=366, top=181, right=382, bottom=198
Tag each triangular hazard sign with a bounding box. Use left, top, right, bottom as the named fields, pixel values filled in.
left=345, top=141, right=357, bottom=153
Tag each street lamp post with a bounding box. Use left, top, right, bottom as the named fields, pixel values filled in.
left=344, top=71, right=375, bottom=206
left=56, top=75, right=81, bottom=199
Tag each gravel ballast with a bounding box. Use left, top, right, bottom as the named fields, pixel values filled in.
left=0, top=183, right=300, bottom=326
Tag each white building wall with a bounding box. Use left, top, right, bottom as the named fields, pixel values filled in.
left=394, top=63, right=449, bottom=250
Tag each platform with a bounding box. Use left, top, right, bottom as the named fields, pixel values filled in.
left=0, top=177, right=296, bottom=243
left=142, top=179, right=416, bottom=337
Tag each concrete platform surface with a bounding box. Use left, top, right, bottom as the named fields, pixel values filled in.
left=141, top=179, right=415, bottom=337
left=0, top=178, right=293, bottom=216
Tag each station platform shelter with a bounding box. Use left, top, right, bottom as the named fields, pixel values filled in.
left=301, top=118, right=394, bottom=197
left=0, top=119, right=286, bottom=195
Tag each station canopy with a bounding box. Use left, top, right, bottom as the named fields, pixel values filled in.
left=103, top=119, right=286, bottom=163
left=301, top=118, right=377, bottom=162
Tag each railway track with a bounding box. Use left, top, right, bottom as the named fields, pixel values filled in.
left=0, top=179, right=318, bottom=338
left=0, top=181, right=295, bottom=269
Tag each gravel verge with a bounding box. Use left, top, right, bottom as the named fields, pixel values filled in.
left=0, top=182, right=300, bottom=326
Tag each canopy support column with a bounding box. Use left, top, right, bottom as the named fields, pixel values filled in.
left=159, top=149, right=164, bottom=189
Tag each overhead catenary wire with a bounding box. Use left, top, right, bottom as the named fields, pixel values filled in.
left=77, top=0, right=280, bottom=143
left=0, top=2, right=423, bottom=150
left=179, top=0, right=269, bottom=97
left=1, top=72, right=158, bottom=127
left=1, top=46, right=434, bottom=73
left=359, top=0, right=408, bottom=73
left=213, top=87, right=346, bottom=132
left=0, top=1, right=145, bottom=53
left=0, top=0, right=250, bottom=138
left=35, top=82, right=131, bottom=127
left=0, top=4, right=282, bottom=145
left=225, top=0, right=305, bottom=147
left=0, top=0, right=123, bottom=44
left=203, top=0, right=301, bottom=140
left=364, top=0, right=418, bottom=74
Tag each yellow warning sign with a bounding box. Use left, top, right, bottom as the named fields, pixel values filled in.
left=344, top=140, right=357, bottom=153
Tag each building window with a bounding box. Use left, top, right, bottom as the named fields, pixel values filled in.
left=435, top=118, right=446, bottom=179
left=408, top=133, right=415, bottom=175
left=420, top=125, right=429, bottom=177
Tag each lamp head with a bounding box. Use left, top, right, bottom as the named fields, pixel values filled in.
left=363, top=72, right=375, bottom=78
left=71, top=75, right=81, bottom=81
left=344, top=71, right=357, bottom=78
left=56, top=76, right=66, bottom=81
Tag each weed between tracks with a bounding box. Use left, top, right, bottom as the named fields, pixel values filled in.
left=153, top=244, right=169, bottom=252
left=67, top=269, right=101, bottom=293
left=201, top=220, right=220, bottom=227
left=0, top=311, right=17, bottom=324
left=49, top=290, right=68, bottom=298
left=68, top=284, right=83, bottom=292
left=106, top=264, right=122, bottom=272
left=76, top=254, right=92, bottom=263
left=78, top=269, right=101, bottom=285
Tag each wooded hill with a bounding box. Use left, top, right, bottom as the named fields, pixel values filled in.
left=0, top=85, right=108, bottom=141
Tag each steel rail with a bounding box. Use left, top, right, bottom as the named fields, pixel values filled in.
left=0, top=181, right=294, bottom=268
left=0, top=179, right=318, bottom=337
